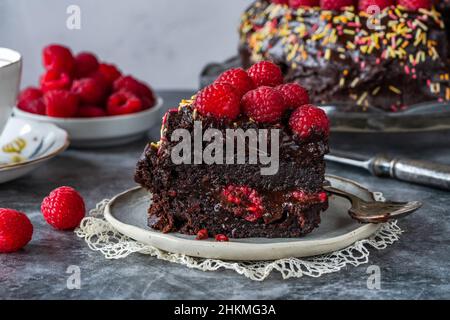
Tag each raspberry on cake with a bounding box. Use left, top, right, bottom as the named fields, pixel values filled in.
left=247, top=61, right=284, bottom=87
left=276, top=83, right=310, bottom=109
left=240, top=1, right=450, bottom=111
left=135, top=63, right=330, bottom=239
left=241, top=86, right=287, bottom=123
left=214, top=68, right=255, bottom=97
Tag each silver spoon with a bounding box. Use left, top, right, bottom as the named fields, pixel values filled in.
left=324, top=186, right=422, bottom=223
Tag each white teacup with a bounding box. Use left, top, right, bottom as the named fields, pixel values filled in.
left=0, top=48, right=22, bottom=136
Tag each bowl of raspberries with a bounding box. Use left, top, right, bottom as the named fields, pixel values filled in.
left=13, top=44, right=163, bottom=147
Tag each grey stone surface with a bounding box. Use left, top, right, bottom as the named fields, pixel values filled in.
left=0, top=91, right=449, bottom=300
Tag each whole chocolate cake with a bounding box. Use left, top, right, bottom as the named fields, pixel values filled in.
left=135, top=62, right=330, bottom=239
left=239, top=0, right=450, bottom=111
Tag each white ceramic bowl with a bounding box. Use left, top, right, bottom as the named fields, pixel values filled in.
left=13, top=97, right=163, bottom=148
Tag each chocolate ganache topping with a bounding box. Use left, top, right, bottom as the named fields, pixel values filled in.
left=239, top=1, right=450, bottom=111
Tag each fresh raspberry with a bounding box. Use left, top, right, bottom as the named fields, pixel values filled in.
left=76, top=105, right=107, bottom=118
left=289, top=0, right=320, bottom=8
left=44, top=90, right=79, bottom=118
left=247, top=61, right=284, bottom=88
left=0, top=209, right=33, bottom=253
left=41, top=186, right=85, bottom=230
left=320, top=0, right=356, bottom=10
left=272, top=0, right=289, bottom=4
left=71, top=77, right=107, bottom=105
left=214, top=68, right=255, bottom=97
left=397, top=0, right=431, bottom=10
left=222, top=185, right=264, bottom=222
left=196, top=229, right=208, bottom=240
left=74, top=52, right=99, bottom=78
left=40, top=70, right=72, bottom=92
left=241, top=86, right=287, bottom=123
left=97, top=63, right=122, bottom=86
left=215, top=234, right=229, bottom=242
left=358, top=0, right=393, bottom=11
left=17, top=87, right=46, bottom=115
left=289, top=104, right=330, bottom=138
left=276, top=83, right=310, bottom=109
left=194, top=83, right=241, bottom=120
left=107, top=90, right=143, bottom=116
left=42, top=44, right=75, bottom=74
left=113, top=76, right=155, bottom=109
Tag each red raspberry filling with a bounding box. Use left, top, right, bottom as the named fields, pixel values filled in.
left=291, top=190, right=328, bottom=204
left=222, top=185, right=265, bottom=222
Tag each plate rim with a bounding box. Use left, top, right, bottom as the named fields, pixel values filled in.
left=0, top=118, right=70, bottom=171
left=104, top=176, right=382, bottom=260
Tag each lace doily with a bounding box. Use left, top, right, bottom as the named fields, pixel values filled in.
left=75, top=193, right=403, bottom=281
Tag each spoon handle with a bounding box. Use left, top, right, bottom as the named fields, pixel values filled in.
left=371, top=155, right=450, bottom=191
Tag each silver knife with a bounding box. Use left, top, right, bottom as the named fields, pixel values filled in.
left=325, top=151, right=450, bottom=190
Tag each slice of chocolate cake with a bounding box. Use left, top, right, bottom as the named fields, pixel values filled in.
left=239, top=1, right=450, bottom=112
left=135, top=62, right=330, bottom=239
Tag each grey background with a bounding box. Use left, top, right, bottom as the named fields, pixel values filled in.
left=0, top=0, right=250, bottom=90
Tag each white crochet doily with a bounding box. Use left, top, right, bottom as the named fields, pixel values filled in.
left=75, top=193, right=403, bottom=281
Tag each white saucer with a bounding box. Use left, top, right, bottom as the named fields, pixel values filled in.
left=13, top=97, right=164, bottom=148
left=0, top=117, right=69, bottom=183
left=104, top=175, right=382, bottom=261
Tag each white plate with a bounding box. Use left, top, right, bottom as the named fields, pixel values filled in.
left=13, top=97, right=164, bottom=148
left=0, top=117, right=69, bottom=183
left=104, top=175, right=381, bottom=261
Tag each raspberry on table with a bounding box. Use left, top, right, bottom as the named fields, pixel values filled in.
left=71, top=77, right=107, bottom=105
left=0, top=208, right=33, bottom=253
left=107, top=90, right=143, bottom=116
left=241, top=86, right=287, bottom=123
left=214, top=68, right=255, bottom=97
left=320, top=0, right=355, bottom=10
left=17, top=87, right=46, bottom=115
left=40, top=70, right=72, bottom=92
left=195, top=83, right=241, bottom=120
left=41, top=186, right=86, bottom=230
left=289, top=104, right=330, bottom=139
left=247, top=61, right=284, bottom=88
left=42, top=44, right=75, bottom=74
left=74, top=52, right=99, bottom=78
left=276, top=83, right=310, bottom=109
left=289, top=0, right=320, bottom=8
left=44, top=90, right=79, bottom=118
left=77, top=105, right=107, bottom=118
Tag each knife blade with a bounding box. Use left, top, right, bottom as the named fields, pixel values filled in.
left=325, top=151, right=450, bottom=190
